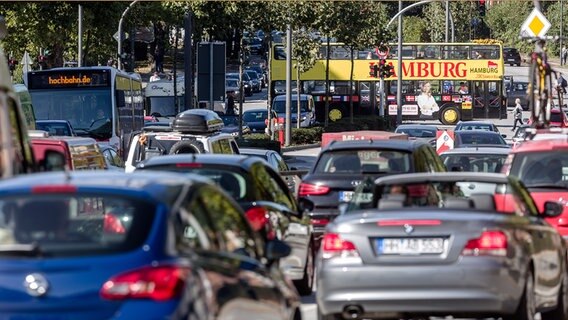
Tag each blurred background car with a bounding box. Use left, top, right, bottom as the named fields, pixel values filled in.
left=317, top=172, right=566, bottom=320
left=454, top=120, right=500, bottom=133
left=218, top=114, right=251, bottom=136
left=453, top=130, right=509, bottom=148
left=394, top=124, right=437, bottom=146
left=506, top=81, right=529, bottom=109
left=440, top=147, right=509, bottom=172
left=503, top=47, right=522, bottom=66
left=0, top=171, right=301, bottom=319
left=243, top=108, right=269, bottom=134
left=136, top=154, right=316, bottom=296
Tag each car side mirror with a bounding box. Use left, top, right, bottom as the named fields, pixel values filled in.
left=41, top=150, right=66, bottom=172
left=298, top=198, right=314, bottom=216
left=542, top=201, right=563, bottom=218
left=501, top=134, right=507, bottom=139
left=265, top=239, right=291, bottom=261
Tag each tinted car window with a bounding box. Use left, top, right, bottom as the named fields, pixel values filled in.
left=509, top=151, right=568, bottom=187
left=314, top=150, right=411, bottom=174
left=0, top=194, right=154, bottom=257
left=35, top=122, right=73, bottom=136
left=550, top=112, right=563, bottom=123
left=395, top=128, right=436, bottom=138
left=457, top=132, right=507, bottom=145
left=243, top=111, right=268, bottom=122
left=441, top=153, right=507, bottom=173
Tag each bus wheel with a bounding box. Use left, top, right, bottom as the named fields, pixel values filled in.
left=440, top=107, right=460, bottom=125
left=329, top=106, right=344, bottom=122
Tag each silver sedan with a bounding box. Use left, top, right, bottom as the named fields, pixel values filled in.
left=316, top=172, right=568, bottom=320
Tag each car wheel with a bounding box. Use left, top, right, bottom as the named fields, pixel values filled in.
left=293, top=244, right=314, bottom=296
left=317, top=305, right=341, bottom=320
left=541, top=268, right=568, bottom=320
left=503, top=269, right=536, bottom=320
left=440, top=106, right=460, bottom=125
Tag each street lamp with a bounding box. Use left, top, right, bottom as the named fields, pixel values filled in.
left=117, top=0, right=140, bottom=70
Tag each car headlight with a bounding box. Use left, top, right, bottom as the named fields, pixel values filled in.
left=301, top=116, right=307, bottom=121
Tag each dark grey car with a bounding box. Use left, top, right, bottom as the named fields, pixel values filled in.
left=316, top=172, right=567, bottom=320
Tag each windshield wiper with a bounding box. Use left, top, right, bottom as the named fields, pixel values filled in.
left=0, top=243, right=46, bottom=257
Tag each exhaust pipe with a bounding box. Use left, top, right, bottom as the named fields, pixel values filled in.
left=342, top=305, right=363, bottom=319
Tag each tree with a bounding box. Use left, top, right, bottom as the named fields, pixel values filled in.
left=485, top=0, right=532, bottom=54
left=291, top=29, right=320, bottom=128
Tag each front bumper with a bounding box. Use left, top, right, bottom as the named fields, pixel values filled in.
left=316, top=257, right=523, bottom=318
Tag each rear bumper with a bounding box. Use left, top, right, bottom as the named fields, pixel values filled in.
left=316, top=258, right=523, bottom=317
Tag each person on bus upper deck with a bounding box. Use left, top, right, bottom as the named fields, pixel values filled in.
left=150, top=72, right=160, bottom=82
left=458, top=82, right=469, bottom=94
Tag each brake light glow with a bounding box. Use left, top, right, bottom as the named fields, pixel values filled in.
left=100, top=265, right=189, bottom=301
left=298, top=183, right=330, bottom=196
left=175, top=163, right=202, bottom=168
left=321, top=233, right=359, bottom=259
left=245, top=207, right=268, bottom=232
left=462, top=231, right=507, bottom=257
left=103, top=213, right=126, bottom=234
left=311, top=218, right=330, bottom=226
left=31, top=185, right=77, bottom=194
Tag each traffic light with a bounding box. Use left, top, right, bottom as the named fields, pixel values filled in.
left=369, top=64, right=379, bottom=78
left=478, top=0, right=486, bottom=17
left=383, top=64, right=395, bottom=79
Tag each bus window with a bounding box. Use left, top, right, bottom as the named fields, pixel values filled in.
left=471, top=45, right=500, bottom=59
left=330, top=81, right=355, bottom=95
left=304, top=81, right=326, bottom=94
left=274, top=80, right=299, bottom=94
left=391, top=45, right=417, bottom=59
left=274, top=46, right=286, bottom=60
left=417, top=45, right=440, bottom=59
left=357, top=49, right=378, bottom=59
left=330, top=46, right=351, bottom=59
left=389, top=80, right=415, bottom=95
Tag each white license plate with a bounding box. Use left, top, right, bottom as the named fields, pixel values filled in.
left=376, top=238, right=445, bottom=255
left=339, top=191, right=372, bottom=202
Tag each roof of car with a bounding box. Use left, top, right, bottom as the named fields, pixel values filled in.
left=273, top=94, right=312, bottom=101
left=456, top=121, right=495, bottom=126
left=322, top=139, right=429, bottom=152
left=243, top=108, right=268, bottom=113
left=511, top=138, right=568, bottom=153
left=374, top=172, right=509, bottom=186
left=455, top=130, right=501, bottom=136
left=137, top=154, right=268, bottom=171
left=0, top=171, right=212, bottom=206
left=395, top=124, right=438, bottom=130
left=440, top=147, right=511, bottom=155
left=239, top=148, right=274, bottom=156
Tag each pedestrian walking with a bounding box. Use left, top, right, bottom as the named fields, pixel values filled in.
left=562, top=46, right=567, bottom=66
left=226, top=92, right=236, bottom=115
left=512, top=98, right=523, bottom=131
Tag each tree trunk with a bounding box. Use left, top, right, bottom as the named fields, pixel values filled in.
left=82, top=29, right=91, bottom=66
left=324, top=37, right=330, bottom=127
left=349, top=46, right=354, bottom=124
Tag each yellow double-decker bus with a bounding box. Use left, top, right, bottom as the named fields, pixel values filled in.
left=270, top=42, right=507, bottom=125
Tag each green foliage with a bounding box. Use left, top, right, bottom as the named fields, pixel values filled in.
left=424, top=2, right=446, bottom=42
left=323, top=116, right=393, bottom=133
left=485, top=0, right=532, bottom=54
left=291, top=127, right=323, bottom=145
left=403, top=16, right=428, bottom=43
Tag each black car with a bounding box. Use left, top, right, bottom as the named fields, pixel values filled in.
left=243, top=109, right=269, bottom=134
left=299, top=140, right=446, bottom=243
left=136, top=154, right=316, bottom=296
left=504, top=47, right=522, bottom=66
left=506, top=81, right=529, bottom=110
left=454, top=130, right=509, bottom=148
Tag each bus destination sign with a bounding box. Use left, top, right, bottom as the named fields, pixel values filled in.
left=28, top=70, right=111, bottom=89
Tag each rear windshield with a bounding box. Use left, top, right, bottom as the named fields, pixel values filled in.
left=509, top=151, right=568, bottom=188
left=395, top=127, right=436, bottom=138
left=0, top=194, right=155, bottom=257
left=243, top=111, right=268, bottom=122
left=139, top=165, right=250, bottom=201
left=551, top=112, right=563, bottom=123
left=314, top=150, right=411, bottom=174
left=348, top=179, right=536, bottom=216
left=458, top=132, right=506, bottom=145
left=35, top=122, right=73, bottom=136
left=441, top=153, right=507, bottom=173
left=458, top=123, right=493, bottom=131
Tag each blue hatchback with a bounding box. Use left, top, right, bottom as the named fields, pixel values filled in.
left=0, top=171, right=301, bottom=320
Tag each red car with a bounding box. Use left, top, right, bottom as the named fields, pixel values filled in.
left=502, top=138, right=568, bottom=237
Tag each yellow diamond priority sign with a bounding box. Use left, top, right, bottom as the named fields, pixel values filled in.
left=521, top=8, right=551, bottom=38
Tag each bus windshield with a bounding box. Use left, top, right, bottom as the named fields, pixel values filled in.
left=31, top=88, right=112, bottom=140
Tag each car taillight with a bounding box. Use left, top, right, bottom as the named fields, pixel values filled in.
left=104, top=213, right=126, bottom=234
left=298, top=183, right=330, bottom=196
left=245, top=207, right=268, bottom=232
left=462, top=231, right=507, bottom=257
left=321, top=233, right=359, bottom=259
left=100, top=265, right=189, bottom=301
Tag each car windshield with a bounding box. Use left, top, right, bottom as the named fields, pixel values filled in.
left=347, top=179, right=531, bottom=215
left=138, top=166, right=250, bottom=201
left=509, top=151, right=568, bottom=188
left=395, top=127, right=436, bottom=138
left=226, top=79, right=239, bottom=88
left=246, top=71, right=259, bottom=80
left=551, top=112, right=563, bottom=123
left=458, top=132, right=507, bottom=145
left=221, top=115, right=239, bottom=126
left=441, top=153, right=507, bottom=173
left=314, top=149, right=411, bottom=174
left=0, top=194, right=155, bottom=257
left=273, top=100, right=308, bottom=113
left=243, top=111, right=268, bottom=122
left=35, top=122, right=73, bottom=136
